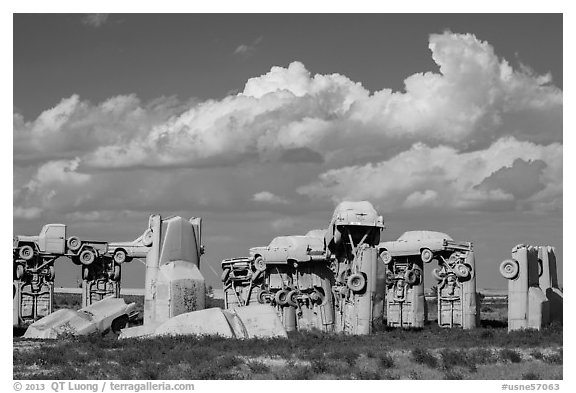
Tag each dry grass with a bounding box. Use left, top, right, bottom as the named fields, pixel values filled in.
left=13, top=294, right=562, bottom=380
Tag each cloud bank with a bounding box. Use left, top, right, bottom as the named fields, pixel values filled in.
left=13, top=32, right=562, bottom=221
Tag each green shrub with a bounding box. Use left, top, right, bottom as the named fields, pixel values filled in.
left=530, top=350, right=544, bottom=360
left=247, top=360, right=270, bottom=374
left=522, top=372, right=540, bottom=380
left=411, top=348, right=438, bottom=368
left=378, top=353, right=395, bottom=368
left=500, top=349, right=522, bottom=363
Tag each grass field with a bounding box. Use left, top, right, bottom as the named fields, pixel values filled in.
left=13, top=294, right=562, bottom=380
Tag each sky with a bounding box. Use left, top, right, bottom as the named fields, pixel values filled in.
left=13, top=13, right=563, bottom=290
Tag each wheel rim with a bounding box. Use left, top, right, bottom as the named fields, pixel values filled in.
left=20, top=246, right=33, bottom=259
left=114, top=251, right=126, bottom=263
left=421, top=249, right=433, bottom=262
left=81, top=250, right=95, bottom=264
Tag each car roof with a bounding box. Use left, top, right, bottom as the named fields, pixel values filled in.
left=397, top=230, right=453, bottom=241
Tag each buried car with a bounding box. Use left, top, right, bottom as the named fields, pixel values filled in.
left=378, top=230, right=472, bottom=264
left=23, top=297, right=138, bottom=339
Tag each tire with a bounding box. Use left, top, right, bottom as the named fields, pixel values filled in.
left=19, top=245, right=34, bottom=261
left=500, top=259, right=519, bottom=280
left=142, top=229, right=153, bottom=246
left=15, top=264, right=24, bottom=279
left=432, top=268, right=445, bottom=282
left=113, top=249, right=127, bottom=264
left=310, top=290, right=325, bottom=304
left=82, top=266, right=91, bottom=280
left=111, top=315, right=128, bottom=335
left=275, top=289, right=289, bottom=306
left=380, top=250, right=392, bottom=264
left=112, top=265, right=121, bottom=281
left=454, top=264, right=470, bottom=279
left=347, top=273, right=366, bottom=292
left=404, top=270, right=419, bottom=285
left=79, top=248, right=96, bottom=265
left=67, top=236, right=81, bottom=252
left=46, top=266, right=55, bottom=281
left=287, top=290, right=299, bottom=307
left=257, top=289, right=270, bottom=304
left=221, top=268, right=231, bottom=283
left=537, top=259, right=543, bottom=277
left=420, top=248, right=434, bottom=263
left=253, top=256, right=266, bottom=272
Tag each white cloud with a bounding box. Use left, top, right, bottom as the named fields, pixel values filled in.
left=14, top=94, right=184, bottom=164
left=298, top=137, right=562, bottom=213
left=233, top=36, right=263, bottom=57
left=252, top=191, right=289, bottom=204
left=81, top=14, right=110, bottom=28
left=80, top=32, right=561, bottom=171
left=13, top=32, right=562, bottom=220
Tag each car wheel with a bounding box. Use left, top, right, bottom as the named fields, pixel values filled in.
left=431, top=268, right=445, bottom=282
left=112, top=265, right=121, bottom=281
left=380, top=250, right=392, bottom=264
left=499, top=259, right=519, bottom=280
left=111, top=315, right=128, bottom=335
left=420, top=248, right=434, bottom=263
left=113, top=250, right=127, bottom=264
left=257, top=289, right=270, bottom=304
left=15, top=264, right=24, bottom=279
left=454, top=264, right=471, bottom=279
left=142, top=229, right=153, bottom=246
left=347, top=273, right=366, bottom=292
left=221, top=268, right=231, bottom=283
left=67, top=236, right=81, bottom=252
left=46, top=265, right=55, bottom=281
left=19, top=245, right=34, bottom=261
left=275, top=289, right=289, bottom=306
left=79, top=248, right=96, bottom=265
left=82, top=266, right=91, bottom=280
left=287, top=290, right=299, bottom=307
left=253, top=256, right=266, bottom=272
left=404, top=269, right=419, bottom=285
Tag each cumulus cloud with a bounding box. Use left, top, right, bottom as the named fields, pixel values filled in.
left=14, top=94, right=186, bottom=165
left=252, top=191, right=289, bottom=204
left=298, top=137, right=562, bottom=213
left=81, top=14, right=110, bottom=28
left=80, top=32, right=560, bottom=172
left=13, top=32, right=562, bottom=220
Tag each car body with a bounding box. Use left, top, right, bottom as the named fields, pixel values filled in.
left=106, top=229, right=154, bottom=264
left=378, top=231, right=472, bottom=263
left=325, top=201, right=384, bottom=250
left=14, top=223, right=108, bottom=264
left=23, top=297, right=137, bottom=338
left=249, top=235, right=326, bottom=265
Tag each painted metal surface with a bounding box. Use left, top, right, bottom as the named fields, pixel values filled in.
left=436, top=250, right=478, bottom=329
left=119, top=305, right=287, bottom=339
left=221, top=200, right=385, bottom=335
left=81, top=257, right=121, bottom=308
left=143, top=215, right=206, bottom=326
left=13, top=252, right=55, bottom=328
left=501, top=244, right=555, bottom=331
left=383, top=254, right=425, bottom=328
left=23, top=297, right=137, bottom=339
left=379, top=231, right=477, bottom=329
left=538, top=246, right=563, bottom=322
